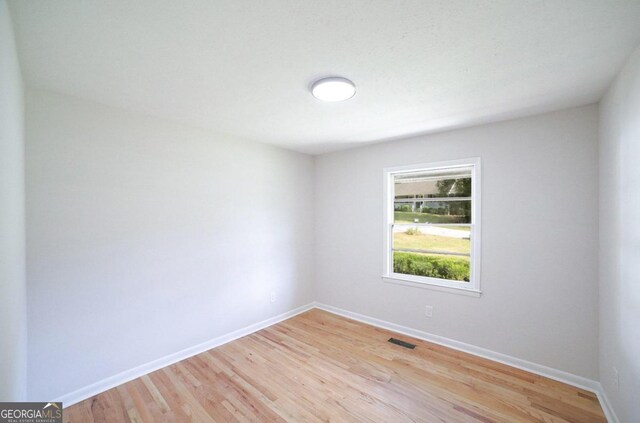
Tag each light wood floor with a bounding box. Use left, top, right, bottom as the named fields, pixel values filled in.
left=65, top=309, right=606, bottom=422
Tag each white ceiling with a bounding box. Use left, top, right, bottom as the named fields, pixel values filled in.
left=9, top=1, right=640, bottom=154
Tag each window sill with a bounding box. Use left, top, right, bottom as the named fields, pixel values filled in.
left=382, top=276, right=482, bottom=297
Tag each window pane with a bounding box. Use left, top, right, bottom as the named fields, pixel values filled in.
left=394, top=169, right=472, bottom=226
left=394, top=200, right=471, bottom=224
left=393, top=225, right=471, bottom=282
left=393, top=226, right=470, bottom=255
left=394, top=171, right=471, bottom=199
left=393, top=251, right=470, bottom=282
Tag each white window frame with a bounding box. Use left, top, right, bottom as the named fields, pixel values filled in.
left=382, top=158, right=482, bottom=297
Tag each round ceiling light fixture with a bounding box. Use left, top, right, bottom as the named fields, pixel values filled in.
left=310, top=77, right=356, bottom=102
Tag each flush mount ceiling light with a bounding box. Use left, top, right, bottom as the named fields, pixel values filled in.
left=310, top=77, right=356, bottom=102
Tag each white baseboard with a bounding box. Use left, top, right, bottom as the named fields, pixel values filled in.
left=314, top=302, right=618, bottom=422
left=56, top=302, right=315, bottom=408
left=56, top=301, right=619, bottom=422
left=596, top=388, right=620, bottom=423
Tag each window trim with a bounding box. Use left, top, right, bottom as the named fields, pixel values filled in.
left=382, top=158, right=482, bottom=296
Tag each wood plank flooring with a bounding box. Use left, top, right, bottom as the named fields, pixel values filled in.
left=64, top=309, right=606, bottom=422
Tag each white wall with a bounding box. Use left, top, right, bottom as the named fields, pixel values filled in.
left=599, top=46, right=640, bottom=422
left=0, top=0, right=27, bottom=402
left=315, top=105, right=599, bottom=380
left=25, top=89, right=315, bottom=400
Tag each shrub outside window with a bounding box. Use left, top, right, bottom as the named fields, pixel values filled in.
left=383, top=158, right=481, bottom=295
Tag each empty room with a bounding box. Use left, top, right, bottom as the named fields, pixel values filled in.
left=2, top=1, right=640, bottom=422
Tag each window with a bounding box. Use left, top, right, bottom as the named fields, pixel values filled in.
left=383, top=158, right=481, bottom=295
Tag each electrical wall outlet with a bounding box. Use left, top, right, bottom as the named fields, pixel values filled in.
left=613, top=367, right=619, bottom=391
left=270, top=292, right=277, bottom=303
left=425, top=305, right=433, bottom=318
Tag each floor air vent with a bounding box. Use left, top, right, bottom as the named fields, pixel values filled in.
left=388, top=338, right=416, bottom=349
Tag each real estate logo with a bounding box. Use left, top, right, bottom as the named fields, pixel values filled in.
left=0, top=402, right=62, bottom=423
